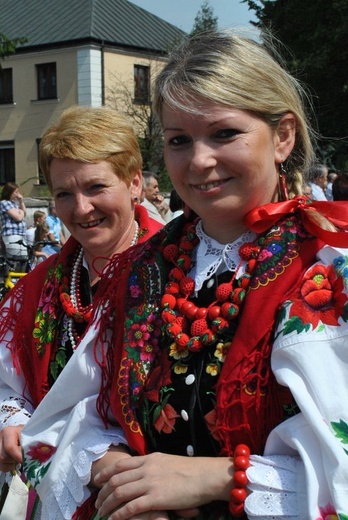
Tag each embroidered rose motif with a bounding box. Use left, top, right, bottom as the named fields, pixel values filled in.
left=289, top=264, right=347, bottom=329
left=127, top=323, right=150, bottom=348
left=154, top=404, right=179, bottom=434
left=27, top=442, right=57, bottom=464
left=316, top=503, right=338, bottom=519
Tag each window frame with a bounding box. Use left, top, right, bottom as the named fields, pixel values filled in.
left=133, top=64, right=150, bottom=104
left=0, top=141, right=15, bottom=184
left=0, top=67, right=13, bottom=104
left=36, top=62, right=57, bottom=100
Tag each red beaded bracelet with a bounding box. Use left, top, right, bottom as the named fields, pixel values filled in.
left=229, top=444, right=250, bottom=518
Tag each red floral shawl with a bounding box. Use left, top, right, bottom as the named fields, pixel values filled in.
left=0, top=205, right=162, bottom=407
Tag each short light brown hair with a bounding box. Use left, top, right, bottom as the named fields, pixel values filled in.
left=39, top=106, right=142, bottom=190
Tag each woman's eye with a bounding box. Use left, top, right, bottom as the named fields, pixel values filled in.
left=215, top=128, right=239, bottom=139
left=55, top=191, right=69, bottom=199
left=168, top=135, right=191, bottom=147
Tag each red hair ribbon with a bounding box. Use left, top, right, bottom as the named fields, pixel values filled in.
left=244, top=196, right=348, bottom=248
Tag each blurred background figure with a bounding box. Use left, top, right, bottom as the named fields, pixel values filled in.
left=307, top=163, right=329, bottom=200
left=141, top=171, right=169, bottom=224
left=325, top=171, right=338, bottom=201
left=0, top=182, right=27, bottom=259
left=303, top=183, right=313, bottom=199
left=32, top=221, right=57, bottom=265
left=25, top=210, right=46, bottom=246
left=46, top=200, right=67, bottom=252
left=332, top=172, right=348, bottom=200
left=169, top=188, right=184, bottom=220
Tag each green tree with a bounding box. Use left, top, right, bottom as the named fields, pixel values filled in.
left=243, top=0, right=348, bottom=169
left=0, top=32, right=27, bottom=61
left=191, top=0, right=218, bottom=36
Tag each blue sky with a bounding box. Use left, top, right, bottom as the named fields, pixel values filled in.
left=129, top=0, right=256, bottom=33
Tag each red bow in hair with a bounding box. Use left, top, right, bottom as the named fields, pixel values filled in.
left=244, top=196, right=348, bottom=248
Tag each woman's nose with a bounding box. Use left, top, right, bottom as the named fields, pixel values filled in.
left=74, top=195, right=93, bottom=213
left=190, top=141, right=217, bottom=172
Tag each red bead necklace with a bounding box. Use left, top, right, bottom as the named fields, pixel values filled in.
left=161, top=221, right=260, bottom=353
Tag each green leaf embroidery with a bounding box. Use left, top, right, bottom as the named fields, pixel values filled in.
left=332, top=419, right=348, bottom=445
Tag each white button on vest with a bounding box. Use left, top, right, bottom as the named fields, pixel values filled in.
left=181, top=409, right=189, bottom=421
left=207, top=278, right=215, bottom=288
left=185, top=374, right=195, bottom=385
left=186, top=444, right=194, bottom=456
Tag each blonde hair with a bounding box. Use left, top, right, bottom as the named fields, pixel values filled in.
left=154, top=30, right=315, bottom=197
left=40, top=106, right=142, bottom=189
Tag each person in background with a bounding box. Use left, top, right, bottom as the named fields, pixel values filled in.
left=141, top=171, right=169, bottom=224
left=139, top=176, right=147, bottom=203
left=46, top=200, right=66, bottom=252
left=0, top=105, right=162, bottom=519
left=87, top=30, right=347, bottom=520
left=0, top=182, right=27, bottom=259
left=32, top=222, right=57, bottom=265
left=325, top=171, right=338, bottom=201
left=303, top=183, right=313, bottom=198
left=25, top=210, right=46, bottom=246
left=169, top=188, right=184, bottom=220
left=307, top=162, right=329, bottom=200
left=332, top=171, right=348, bottom=200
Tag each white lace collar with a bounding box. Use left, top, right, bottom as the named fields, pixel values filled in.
left=189, top=219, right=257, bottom=292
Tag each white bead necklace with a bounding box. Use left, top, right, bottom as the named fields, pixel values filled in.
left=67, top=220, right=139, bottom=350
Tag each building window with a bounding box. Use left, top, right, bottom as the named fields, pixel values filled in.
left=134, top=65, right=150, bottom=104
left=0, top=68, right=13, bottom=104
left=0, top=141, right=15, bottom=184
left=36, top=62, right=57, bottom=100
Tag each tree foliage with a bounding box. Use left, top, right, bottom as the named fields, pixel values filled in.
left=106, top=69, right=173, bottom=192
left=242, top=0, right=348, bottom=169
left=0, top=32, right=27, bottom=61
left=191, top=0, right=218, bottom=36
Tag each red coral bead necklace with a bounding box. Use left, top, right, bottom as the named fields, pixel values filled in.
left=161, top=220, right=260, bottom=354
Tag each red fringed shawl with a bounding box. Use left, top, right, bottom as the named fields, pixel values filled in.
left=0, top=204, right=162, bottom=407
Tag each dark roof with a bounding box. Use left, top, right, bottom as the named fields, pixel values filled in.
left=0, top=0, right=186, bottom=54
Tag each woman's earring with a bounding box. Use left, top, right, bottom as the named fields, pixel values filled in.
left=133, top=196, right=139, bottom=203
left=278, top=163, right=289, bottom=201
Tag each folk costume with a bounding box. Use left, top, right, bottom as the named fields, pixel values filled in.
left=88, top=197, right=348, bottom=519
left=0, top=205, right=162, bottom=519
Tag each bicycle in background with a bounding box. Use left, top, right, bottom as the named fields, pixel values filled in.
left=0, top=238, right=58, bottom=300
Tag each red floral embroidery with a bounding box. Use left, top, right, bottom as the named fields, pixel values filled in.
left=290, top=264, right=347, bottom=328
left=27, top=442, right=57, bottom=464
left=127, top=323, right=150, bottom=348
left=154, top=404, right=179, bottom=434
left=316, top=503, right=338, bottom=519
left=143, top=350, right=172, bottom=403
left=205, top=408, right=220, bottom=441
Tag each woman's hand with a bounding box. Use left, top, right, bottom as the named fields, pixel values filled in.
left=0, top=425, right=23, bottom=472
left=94, top=452, right=233, bottom=520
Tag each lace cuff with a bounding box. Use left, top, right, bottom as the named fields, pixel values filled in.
left=0, top=397, right=33, bottom=430
left=245, top=455, right=306, bottom=519
left=40, top=430, right=127, bottom=520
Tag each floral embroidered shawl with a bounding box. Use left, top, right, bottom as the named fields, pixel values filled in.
left=0, top=204, right=162, bottom=407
